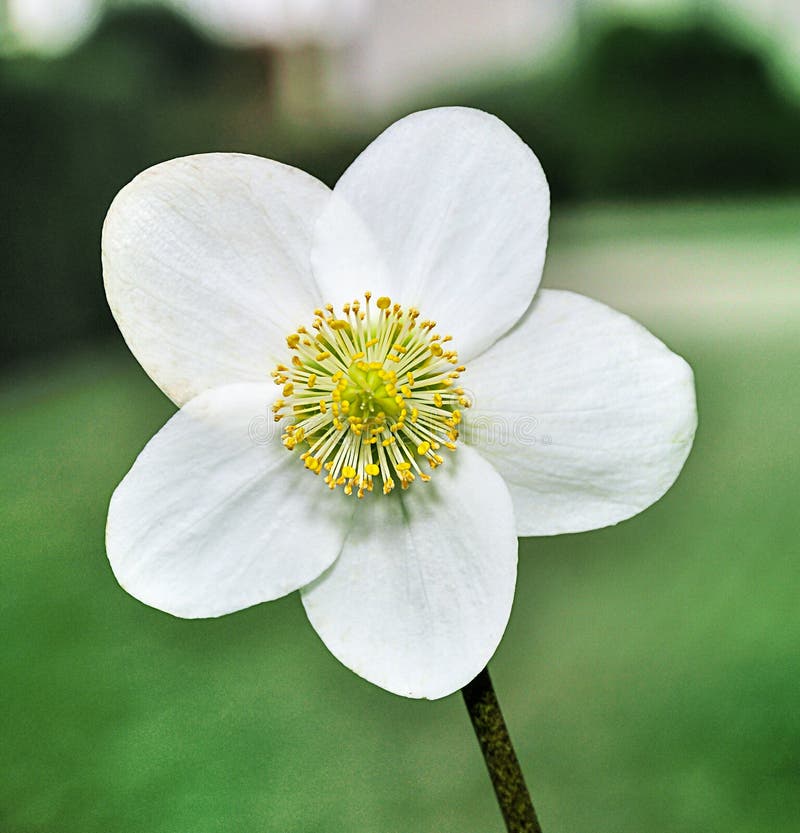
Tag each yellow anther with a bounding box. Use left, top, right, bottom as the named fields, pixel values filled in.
left=351, top=351, right=365, bottom=360
left=366, top=337, right=379, bottom=348
left=319, top=400, right=328, bottom=413
left=286, top=333, right=300, bottom=349
left=410, top=408, right=419, bottom=422
left=396, top=461, right=412, bottom=472
left=316, top=351, right=331, bottom=361
left=433, top=393, right=443, bottom=407
left=376, top=296, right=391, bottom=309
left=392, top=343, right=408, bottom=354
left=417, top=441, right=431, bottom=455
left=330, top=319, right=349, bottom=330
left=282, top=382, right=294, bottom=396
left=401, top=385, right=412, bottom=398
left=406, top=372, right=414, bottom=385
left=342, top=466, right=356, bottom=479
left=430, top=343, right=443, bottom=357
left=365, top=463, right=380, bottom=476
left=307, top=374, right=317, bottom=388
left=305, top=456, right=320, bottom=472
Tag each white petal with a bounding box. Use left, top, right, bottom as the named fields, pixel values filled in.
left=103, top=153, right=331, bottom=405
left=311, top=107, right=549, bottom=360
left=106, top=384, right=351, bottom=618
left=464, top=290, right=697, bottom=536
left=301, top=445, right=517, bottom=699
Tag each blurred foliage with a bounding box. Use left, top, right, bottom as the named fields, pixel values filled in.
left=1, top=7, right=799, bottom=366
left=438, top=19, right=800, bottom=201
left=0, top=5, right=271, bottom=366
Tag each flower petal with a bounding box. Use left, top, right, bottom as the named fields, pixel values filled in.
left=301, top=445, right=517, bottom=699
left=312, top=107, right=549, bottom=361
left=463, top=289, right=697, bottom=536
left=106, top=384, right=351, bottom=618
left=102, top=153, right=331, bottom=405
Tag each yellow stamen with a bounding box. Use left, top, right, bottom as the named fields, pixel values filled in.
left=272, top=291, right=470, bottom=496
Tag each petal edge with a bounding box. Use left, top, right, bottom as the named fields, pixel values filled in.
left=464, top=289, right=697, bottom=536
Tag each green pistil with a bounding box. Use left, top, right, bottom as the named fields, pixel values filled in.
left=342, top=363, right=401, bottom=420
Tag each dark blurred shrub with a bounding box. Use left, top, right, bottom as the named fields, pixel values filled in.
left=447, top=19, right=800, bottom=199
left=0, top=81, right=142, bottom=361
left=0, top=6, right=270, bottom=367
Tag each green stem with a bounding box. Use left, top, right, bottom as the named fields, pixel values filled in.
left=461, top=667, right=543, bottom=833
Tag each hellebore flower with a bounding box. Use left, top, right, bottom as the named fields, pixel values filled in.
left=103, top=107, right=697, bottom=699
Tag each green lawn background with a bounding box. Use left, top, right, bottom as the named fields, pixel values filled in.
left=2, top=200, right=798, bottom=833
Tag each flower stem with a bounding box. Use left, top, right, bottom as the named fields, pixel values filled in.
left=461, top=667, right=543, bottom=833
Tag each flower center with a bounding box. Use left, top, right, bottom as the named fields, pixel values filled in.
left=272, top=292, right=470, bottom=497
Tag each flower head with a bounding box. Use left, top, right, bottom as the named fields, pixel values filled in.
left=103, top=108, right=697, bottom=699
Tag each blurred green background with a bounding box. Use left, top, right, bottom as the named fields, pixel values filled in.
left=1, top=2, right=798, bottom=832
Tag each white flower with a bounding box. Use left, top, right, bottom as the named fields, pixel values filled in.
left=103, top=107, right=697, bottom=700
